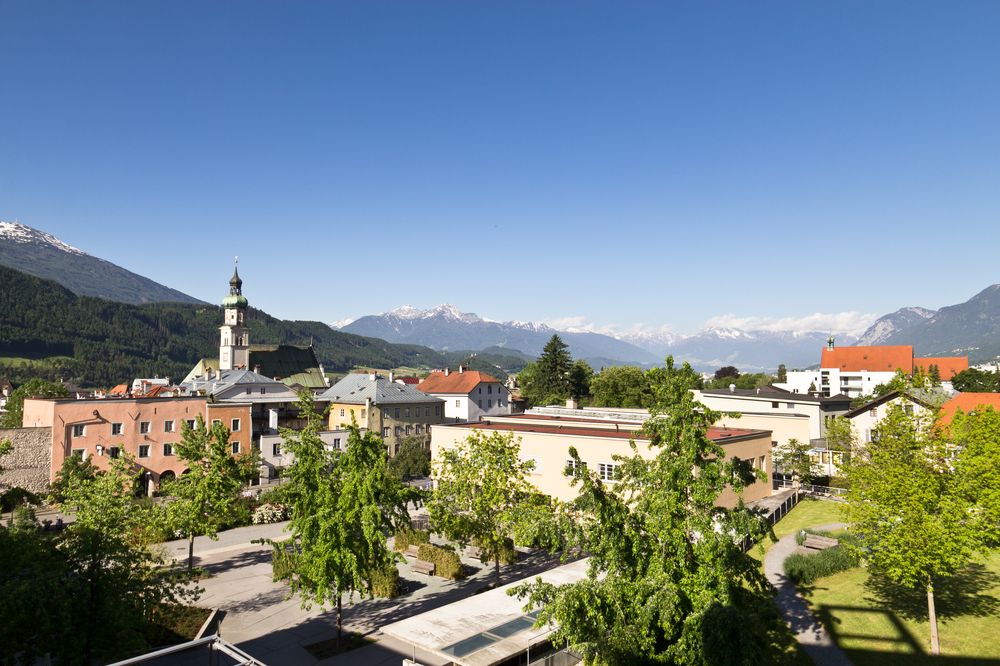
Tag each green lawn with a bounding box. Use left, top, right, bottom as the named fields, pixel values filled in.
left=802, top=552, right=1000, bottom=665
left=750, top=497, right=845, bottom=565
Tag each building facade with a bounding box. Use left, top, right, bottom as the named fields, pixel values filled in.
left=417, top=367, right=512, bottom=422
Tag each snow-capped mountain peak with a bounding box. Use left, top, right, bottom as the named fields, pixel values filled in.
left=0, top=221, right=87, bottom=256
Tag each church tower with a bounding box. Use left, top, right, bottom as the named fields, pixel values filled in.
left=219, top=262, right=250, bottom=371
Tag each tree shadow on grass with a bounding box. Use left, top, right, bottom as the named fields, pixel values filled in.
left=863, top=563, right=1000, bottom=621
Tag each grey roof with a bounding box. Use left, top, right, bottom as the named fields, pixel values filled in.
left=182, top=369, right=292, bottom=396
left=844, top=387, right=955, bottom=418
left=318, top=373, right=443, bottom=405
left=700, top=386, right=852, bottom=404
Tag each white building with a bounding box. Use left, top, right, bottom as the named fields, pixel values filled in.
left=417, top=367, right=512, bottom=423
left=778, top=339, right=968, bottom=398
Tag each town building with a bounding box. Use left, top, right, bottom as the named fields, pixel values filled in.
left=417, top=366, right=512, bottom=422
left=777, top=338, right=968, bottom=398
left=317, top=372, right=444, bottom=456
left=430, top=411, right=774, bottom=507
left=20, top=396, right=251, bottom=494
left=183, top=266, right=330, bottom=391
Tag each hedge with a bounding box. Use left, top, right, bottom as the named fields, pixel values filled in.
left=473, top=537, right=517, bottom=564
left=369, top=565, right=402, bottom=598
left=783, top=545, right=859, bottom=584
left=417, top=543, right=463, bottom=579
left=394, top=528, right=431, bottom=552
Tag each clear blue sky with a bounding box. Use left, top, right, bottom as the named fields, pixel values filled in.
left=2, top=1, right=998, bottom=336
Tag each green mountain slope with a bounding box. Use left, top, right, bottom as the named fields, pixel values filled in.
left=0, top=265, right=446, bottom=387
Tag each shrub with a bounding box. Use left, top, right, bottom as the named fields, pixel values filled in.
left=417, top=543, right=463, bottom=579
left=369, top=565, right=401, bottom=598
left=252, top=502, right=289, bottom=524
left=271, top=540, right=299, bottom=582
left=473, top=536, right=517, bottom=564
left=783, top=546, right=859, bottom=584
left=394, top=528, right=430, bottom=552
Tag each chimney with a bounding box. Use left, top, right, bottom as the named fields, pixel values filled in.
left=369, top=372, right=377, bottom=381
left=729, top=383, right=736, bottom=393
left=444, top=367, right=450, bottom=376
left=389, top=371, right=395, bottom=382
left=459, top=365, right=465, bottom=373
left=253, top=365, right=261, bottom=374
left=566, top=397, right=579, bottom=409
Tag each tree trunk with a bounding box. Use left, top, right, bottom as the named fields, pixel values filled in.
left=495, top=556, right=501, bottom=586
left=927, top=578, right=940, bottom=655
left=336, top=595, right=343, bottom=648
left=188, top=533, right=195, bottom=570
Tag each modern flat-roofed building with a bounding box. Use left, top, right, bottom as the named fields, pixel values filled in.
left=431, top=411, right=774, bottom=507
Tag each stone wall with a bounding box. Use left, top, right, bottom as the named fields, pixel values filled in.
left=0, top=427, right=52, bottom=494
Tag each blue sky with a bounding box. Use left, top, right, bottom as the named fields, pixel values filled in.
left=2, top=1, right=998, bottom=336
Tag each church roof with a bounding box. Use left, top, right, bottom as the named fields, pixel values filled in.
left=184, top=346, right=328, bottom=390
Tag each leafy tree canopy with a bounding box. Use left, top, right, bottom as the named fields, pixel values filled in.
left=950, top=367, right=1000, bottom=393
left=0, top=378, right=69, bottom=428
left=518, top=335, right=592, bottom=406
left=388, top=436, right=431, bottom=480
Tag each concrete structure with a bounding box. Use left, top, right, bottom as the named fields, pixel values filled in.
left=22, top=396, right=251, bottom=493
left=0, top=426, right=52, bottom=494
left=318, top=372, right=444, bottom=456
left=417, top=366, right=512, bottom=422
left=431, top=412, right=774, bottom=507
left=694, top=386, right=851, bottom=442
left=382, top=558, right=588, bottom=666
left=778, top=339, right=968, bottom=398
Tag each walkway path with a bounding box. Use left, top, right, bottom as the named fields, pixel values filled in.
left=763, top=522, right=853, bottom=666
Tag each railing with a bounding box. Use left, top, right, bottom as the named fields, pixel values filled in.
left=773, top=478, right=848, bottom=499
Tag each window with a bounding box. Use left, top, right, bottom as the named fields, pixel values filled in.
left=111, top=422, right=123, bottom=435
left=415, top=425, right=422, bottom=434
left=164, top=420, right=175, bottom=433
left=212, top=419, right=222, bottom=427
left=478, top=387, right=482, bottom=394
left=272, top=442, right=281, bottom=456
left=394, top=426, right=402, bottom=437
left=477, top=399, right=483, bottom=408
left=405, top=425, right=412, bottom=435
left=140, top=421, right=150, bottom=434
left=455, top=399, right=461, bottom=407
left=340, top=408, right=345, bottom=417
left=333, top=438, right=342, bottom=450
left=488, top=385, right=493, bottom=394
left=71, top=449, right=85, bottom=459
left=487, top=399, right=492, bottom=408
left=163, top=443, right=173, bottom=456
left=109, top=446, right=120, bottom=459
left=246, top=387, right=251, bottom=395
left=231, top=418, right=241, bottom=432
left=186, top=419, right=196, bottom=429
left=259, top=388, right=265, bottom=395
left=786, top=402, right=794, bottom=409
left=72, top=424, right=85, bottom=437
left=598, top=463, right=618, bottom=482
left=566, top=459, right=587, bottom=478
left=498, top=399, right=504, bottom=407
left=361, top=409, right=366, bottom=419
left=758, top=456, right=766, bottom=473
left=869, top=408, right=877, bottom=417
left=383, top=427, right=391, bottom=437
left=231, top=442, right=240, bottom=454
left=138, top=445, right=150, bottom=458
left=405, top=408, right=410, bottom=418
left=394, top=408, right=400, bottom=418
left=425, top=407, right=430, bottom=417
left=435, top=406, right=440, bottom=416
left=771, top=401, right=779, bottom=408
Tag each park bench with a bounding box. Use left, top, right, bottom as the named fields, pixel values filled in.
left=405, top=545, right=421, bottom=558
left=411, top=559, right=435, bottom=576
left=802, top=534, right=839, bottom=551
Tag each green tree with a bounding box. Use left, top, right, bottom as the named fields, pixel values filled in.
left=513, top=358, right=785, bottom=664
left=429, top=430, right=535, bottom=585
left=568, top=359, right=594, bottom=400
left=714, top=365, right=740, bottom=381
left=520, top=335, right=577, bottom=406
left=163, top=416, right=256, bottom=570
left=771, top=438, right=819, bottom=483
left=58, top=454, right=197, bottom=663
left=388, top=436, right=431, bottom=479
left=843, top=404, right=984, bottom=655
left=950, top=367, right=1000, bottom=392
left=950, top=407, right=1000, bottom=546
left=0, top=378, right=69, bottom=428
left=276, top=392, right=409, bottom=644
left=48, top=452, right=99, bottom=504
left=589, top=365, right=651, bottom=408
left=776, top=363, right=787, bottom=383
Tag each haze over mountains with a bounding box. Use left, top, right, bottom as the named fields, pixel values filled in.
left=3, top=221, right=1000, bottom=373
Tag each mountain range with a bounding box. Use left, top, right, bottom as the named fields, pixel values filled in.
left=0, top=221, right=203, bottom=305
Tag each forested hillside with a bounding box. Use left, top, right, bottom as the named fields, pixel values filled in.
left=0, top=265, right=446, bottom=387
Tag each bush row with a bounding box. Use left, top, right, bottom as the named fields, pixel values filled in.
left=394, top=528, right=431, bottom=552
left=417, top=543, right=464, bottom=579
left=783, top=545, right=859, bottom=584
left=369, top=566, right=402, bottom=598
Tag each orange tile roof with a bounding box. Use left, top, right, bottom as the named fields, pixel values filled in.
left=417, top=369, right=501, bottom=394
left=108, top=383, right=129, bottom=396
left=914, top=356, right=969, bottom=380
left=821, top=345, right=914, bottom=373
left=938, top=392, right=1000, bottom=426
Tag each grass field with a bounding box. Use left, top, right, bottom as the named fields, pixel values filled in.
left=802, top=553, right=1000, bottom=665
left=750, top=497, right=846, bottom=565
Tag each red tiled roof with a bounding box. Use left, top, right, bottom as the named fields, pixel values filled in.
left=821, top=345, right=913, bottom=373
left=108, top=383, right=129, bottom=396
left=938, top=392, right=1000, bottom=426
left=396, top=377, right=421, bottom=385
left=418, top=370, right=500, bottom=394
left=914, top=356, right=969, bottom=380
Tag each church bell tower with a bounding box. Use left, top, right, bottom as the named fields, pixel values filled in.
left=219, top=261, right=250, bottom=371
